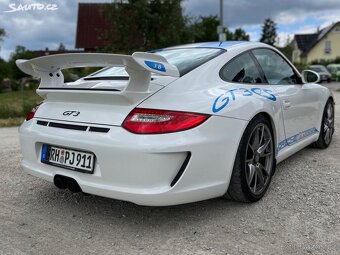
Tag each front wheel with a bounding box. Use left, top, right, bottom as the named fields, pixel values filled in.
left=226, top=115, right=275, bottom=202
left=312, top=99, right=334, bottom=149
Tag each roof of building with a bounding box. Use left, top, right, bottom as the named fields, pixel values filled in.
left=75, top=3, right=110, bottom=49
left=294, top=22, right=340, bottom=54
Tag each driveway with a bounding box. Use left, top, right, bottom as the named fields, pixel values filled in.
left=0, top=85, right=339, bottom=255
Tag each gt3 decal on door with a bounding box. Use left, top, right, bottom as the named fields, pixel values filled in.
left=212, top=88, right=277, bottom=113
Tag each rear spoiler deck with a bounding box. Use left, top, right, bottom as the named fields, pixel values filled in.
left=16, top=52, right=180, bottom=93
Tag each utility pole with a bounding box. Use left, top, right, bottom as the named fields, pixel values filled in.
left=218, top=0, right=226, bottom=41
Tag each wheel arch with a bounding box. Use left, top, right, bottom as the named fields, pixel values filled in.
left=250, top=111, right=278, bottom=160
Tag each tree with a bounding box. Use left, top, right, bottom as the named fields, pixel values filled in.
left=192, top=15, right=219, bottom=42
left=233, top=28, right=249, bottom=41
left=100, top=0, right=191, bottom=53
left=0, top=28, right=6, bottom=85
left=0, top=28, right=5, bottom=41
left=260, top=18, right=277, bottom=46
left=191, top=16, right=248, bottom=42
left=8, top=46, right=33, bottom=79
left=58, top=42, right=66, bottom=51
left=276, top=36, right=293, bottom=61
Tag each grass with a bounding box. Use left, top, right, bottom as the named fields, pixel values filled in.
left=0, top=90, right=42, bottom=127
left=0, top=117, right=25, bottom=127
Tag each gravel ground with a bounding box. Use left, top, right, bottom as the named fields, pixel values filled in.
left=0, top=84, right=339, bottom=255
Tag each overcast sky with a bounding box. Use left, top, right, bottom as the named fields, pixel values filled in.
left=0, top=0, right=339, bottom=60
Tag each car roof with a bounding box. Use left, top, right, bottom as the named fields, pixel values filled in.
left=158, top=41, right=268, bottom=51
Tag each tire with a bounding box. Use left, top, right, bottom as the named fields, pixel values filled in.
left=226, top=115, right=275, bottom=202
left=311, top=99, right=335, bottom=149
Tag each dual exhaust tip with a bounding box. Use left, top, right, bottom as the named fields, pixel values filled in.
left=54, top=175, right=81, bottom=193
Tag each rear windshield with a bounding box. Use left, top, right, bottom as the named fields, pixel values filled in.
left=88, top=48, right=224, bottom=78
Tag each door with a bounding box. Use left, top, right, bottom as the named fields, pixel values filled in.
left=252, top=48, right=320, bottom=146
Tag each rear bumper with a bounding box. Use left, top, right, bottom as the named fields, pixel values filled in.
left=19, top=116, right=247, bottom=206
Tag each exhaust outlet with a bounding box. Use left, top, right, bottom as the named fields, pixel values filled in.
left=67, top=180, right=81, bottom=193
left=54, top=176, right=67, bottom=189
left=54, top=175, right=82, bottom=193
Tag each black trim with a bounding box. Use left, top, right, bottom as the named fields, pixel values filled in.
left=49, top=122, right=88, bottom=131
left=170, top=152, right=191, bottom=187
left=38, top=88, right=121, bottom=91
left=88, top=126, right=110, bottom=133
left=84, top=76, right=129, bottom=81
left=36, top=117, right=118, bottom=127
left=249, top=51, right=268, bottom=83
left=37, top=120, right=48, bottom=126
left=36, top=119, right=111, bottom=133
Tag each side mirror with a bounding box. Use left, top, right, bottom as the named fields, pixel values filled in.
left=301, top=70, right=320, bottom=83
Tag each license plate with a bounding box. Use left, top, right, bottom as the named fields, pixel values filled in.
left=41, top=144, right=95, bottom=173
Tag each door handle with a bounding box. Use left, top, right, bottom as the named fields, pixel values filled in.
left=283, top=100, right=291, bottom=109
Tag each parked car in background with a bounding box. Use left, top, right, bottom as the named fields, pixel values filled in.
left=309, top=65, right=332, bottom=83
left=327, top=64, right=340, bottom=81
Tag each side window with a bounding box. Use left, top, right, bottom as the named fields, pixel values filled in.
left=252, top=49, right=299, bottom=85
left=220, top=52, right=265, bottom=84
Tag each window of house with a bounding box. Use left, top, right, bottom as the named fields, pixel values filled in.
left=325, top=41, right=331, bottom=54
left=220, top=52, right=265, bottom=84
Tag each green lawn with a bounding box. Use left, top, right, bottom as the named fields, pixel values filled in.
left=0, top=90, right=42, bottom=126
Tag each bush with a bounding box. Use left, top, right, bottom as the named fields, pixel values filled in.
left=22, top=101, right=36, bottom=117
left=11, top=79, right=20, bottom=91
left=310, top=57, right=340, bottom=67
left=0, top=90, right=41, bottom=119
left=293, top=62, right=308, bottom=72
left=0, top=104, right=22, bottom=118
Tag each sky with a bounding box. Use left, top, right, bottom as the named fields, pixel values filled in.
left=0, top=0, right=339, bottom=60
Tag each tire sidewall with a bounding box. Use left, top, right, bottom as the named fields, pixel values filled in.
left=319, top=99, right=335, bottom=148
left=238, top=115, right=275, bottom=202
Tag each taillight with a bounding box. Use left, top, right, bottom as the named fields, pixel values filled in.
left=26, top=102, right=43, bottom=121
left=122, top=108, right=210, bottom=134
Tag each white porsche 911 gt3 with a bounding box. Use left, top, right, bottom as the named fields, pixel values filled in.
left=17, top=41, right=334, bottom=206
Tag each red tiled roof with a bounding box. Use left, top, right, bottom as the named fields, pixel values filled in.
left=75, top=3, right=110, bottom=49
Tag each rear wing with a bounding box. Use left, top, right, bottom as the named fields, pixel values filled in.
left=16, top=52, right=180, bottom=93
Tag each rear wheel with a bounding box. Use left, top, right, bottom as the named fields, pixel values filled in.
left=312, top=99, right=334, bottom=149
left=226, top=115, right=275, bottom=202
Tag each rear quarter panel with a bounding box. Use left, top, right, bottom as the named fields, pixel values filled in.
left=139, top=47, right=285, bottom=155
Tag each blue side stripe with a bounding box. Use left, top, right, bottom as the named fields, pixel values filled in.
left=278, top=127, right=319, bottom=152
